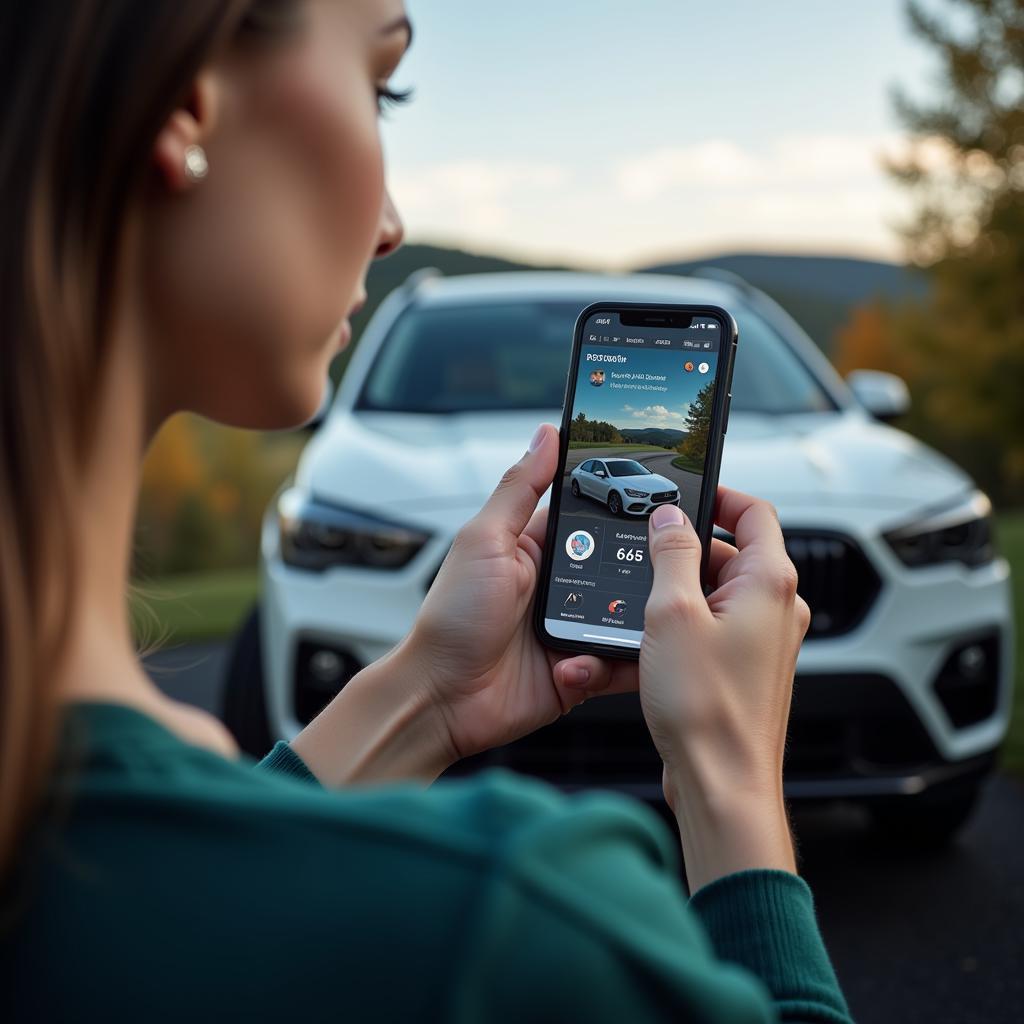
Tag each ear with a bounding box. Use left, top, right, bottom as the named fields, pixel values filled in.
left=151, top=69, right=220, bottom=192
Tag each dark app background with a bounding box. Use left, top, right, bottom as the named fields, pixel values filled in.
left=544, top=310, right=722, bottom=649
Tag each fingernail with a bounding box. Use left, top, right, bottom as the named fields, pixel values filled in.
left=563, top=666, right=590, bottom=688
left=651, top=504, right=686, bottom=529
left=528, top=424, right=547, bottom=452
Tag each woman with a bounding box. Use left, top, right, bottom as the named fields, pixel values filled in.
left=0, top=2, right=851, bottom=1021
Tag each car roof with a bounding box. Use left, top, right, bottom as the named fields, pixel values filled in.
left=411, top=271, right=740, bottom=309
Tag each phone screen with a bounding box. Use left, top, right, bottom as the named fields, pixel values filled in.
left=541, top=308, right=728, bottom=651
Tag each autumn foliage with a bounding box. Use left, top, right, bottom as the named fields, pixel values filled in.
left=134, top=414, right=304, bottom=577
left=835, top=0, right=1024, bottom=505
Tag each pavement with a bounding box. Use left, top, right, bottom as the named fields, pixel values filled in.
left=791, top=781, right=1024, bottom=1024
left=146, top=640, right=1024, bottom=1024
left=144, top=639, right=228, bottom=716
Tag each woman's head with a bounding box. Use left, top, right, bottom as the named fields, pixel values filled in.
left=143, top=0, right=408, bottom=429
left=0, top=0, right=409, bottom=874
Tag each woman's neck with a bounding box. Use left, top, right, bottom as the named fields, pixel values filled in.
left=53, top=279, right=238, bottom=761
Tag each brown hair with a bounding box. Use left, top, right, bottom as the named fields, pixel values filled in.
left=0, top=0, right=300, bottom=879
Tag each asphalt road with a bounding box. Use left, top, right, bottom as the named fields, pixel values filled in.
left=146, top=641, right=1024, bottom=1024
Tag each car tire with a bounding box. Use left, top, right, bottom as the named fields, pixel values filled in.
left=867, top=780, right=983, bottom=846
left=221, top=603, right=274, bottom=758
left=607, top=491, right=622, bottom=515
left=571, top=479, right=580, bottom=498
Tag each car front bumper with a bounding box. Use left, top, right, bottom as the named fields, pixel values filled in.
left=622, top=491, right=679, bottom=515
left=260, top=507, right=1014, bottom=801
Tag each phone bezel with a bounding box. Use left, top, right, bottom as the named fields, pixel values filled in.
left=533, top=300, right=738, bottom=662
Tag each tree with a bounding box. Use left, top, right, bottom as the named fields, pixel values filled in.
left=833, top=300, right=915, bottom=380
left=883, top=0, right=1024, bottom=503
left=676, top=380, right=716, bottom=468
left=569, top=411, right=623, bottom=444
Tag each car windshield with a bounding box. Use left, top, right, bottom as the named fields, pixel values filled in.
left=357, top=297, right=836, bottom=415
left=607, top=460, right=650, bottom=477
left=358, top=302, right=580, bottom=413
left=730, top=306, right=837, bottom=414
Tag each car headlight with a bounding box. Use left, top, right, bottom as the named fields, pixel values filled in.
left=277, top=488, right=431, bottom=571
left=624, top=488, right=649, bottom=498
left=884, top=492, right=995, bottom=568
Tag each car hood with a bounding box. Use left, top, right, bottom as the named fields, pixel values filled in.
left=301, top=411, right=549, bottom=513
left=302, top=409, right=973, bottom=520
left=720, top=411, right=972, bottom=509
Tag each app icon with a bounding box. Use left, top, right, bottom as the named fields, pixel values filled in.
left=698, top=361, right=710, bottom=374
left=684, top=361, right=694, bottom=372
left=565, top=530, right=595, bottom=560
left=563, top=592, right=583, bottom=607
left=608, top=598, right=627, bottom=615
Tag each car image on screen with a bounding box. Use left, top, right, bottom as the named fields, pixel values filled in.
left=569, top=458, right=679, bottom=516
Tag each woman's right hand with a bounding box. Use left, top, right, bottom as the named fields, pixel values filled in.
left=639, top=487, right=810, bottom=892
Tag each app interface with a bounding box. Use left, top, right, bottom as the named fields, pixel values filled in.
left=544, top=311, right=722, bottom=650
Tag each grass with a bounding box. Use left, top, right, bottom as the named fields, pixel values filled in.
left=670, top=454, right=705, bottom=474
left=997, top=512, right=1024, bottom=778
left=130, top=567, right=258, bottom=648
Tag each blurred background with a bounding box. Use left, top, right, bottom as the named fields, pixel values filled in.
left=133, top=3, right=1022, bottom=1020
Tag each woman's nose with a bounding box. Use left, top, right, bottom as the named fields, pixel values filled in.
left=374, top=189, right=404, bottom=259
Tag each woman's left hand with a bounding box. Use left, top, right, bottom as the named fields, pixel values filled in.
left=405, top=422, right=638, bottom=764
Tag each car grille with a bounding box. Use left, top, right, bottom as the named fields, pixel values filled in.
left=430, top=531, right=881, bottom=638
left=783, top=530, right=881, bottom=638
left=652, top=491, right=677, bottom=502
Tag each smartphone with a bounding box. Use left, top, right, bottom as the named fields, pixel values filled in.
left=534, top=301, right=738, bottom=660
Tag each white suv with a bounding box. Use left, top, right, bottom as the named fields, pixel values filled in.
left=223, top=270, right=1015, bottom=841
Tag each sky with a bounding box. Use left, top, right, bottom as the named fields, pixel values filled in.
left=381, top=0, right=941, bottom=269
left=575, top=344, right=719, bottom=430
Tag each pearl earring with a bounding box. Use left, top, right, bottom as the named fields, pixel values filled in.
left=184, top=144, right=209, bottom=181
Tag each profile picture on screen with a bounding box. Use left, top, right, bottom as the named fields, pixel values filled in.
left=589, top=369, right=605, bottom=387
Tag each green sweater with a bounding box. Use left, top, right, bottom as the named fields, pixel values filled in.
left=2, top=702, right=852, bottom=1022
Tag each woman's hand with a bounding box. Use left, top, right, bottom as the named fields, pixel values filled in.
left=636, top=490, right=810, bottom=891
left=407, top=423, right=638, bottom=764
left=291, top=423, right=637, bottom=788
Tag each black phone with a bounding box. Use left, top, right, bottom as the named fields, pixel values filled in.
left=534, top=301, right=738, bottom=661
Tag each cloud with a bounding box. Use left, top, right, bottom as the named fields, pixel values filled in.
left=389, top=159, right=570, bottom=233
left=384, top=133, right=925, bottom=268
left=617, top=141, right=757, bottom=199
left=614, top=133, right=908, bottom=201
left=626, top=404, right=689, bottom=426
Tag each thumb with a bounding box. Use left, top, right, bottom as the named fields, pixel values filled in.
left=646, top=504, right=707, bottom=618
left=473, top=423, right=558, bottom=542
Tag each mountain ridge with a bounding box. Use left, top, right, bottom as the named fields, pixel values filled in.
left=345, top=243, right=925, bottom=370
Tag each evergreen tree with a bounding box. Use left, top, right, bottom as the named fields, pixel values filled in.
left=676, top=381, right=716, bottom=466
left=885, top=0, right=1024, bottom=501
left=569, top=411, right=623, bottom=444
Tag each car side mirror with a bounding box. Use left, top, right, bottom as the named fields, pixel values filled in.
left=595, top=470, right=607, bottom=478
left=302, top=376, right=335, bottom=432
left=846, top=369, right=910, bottom=423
